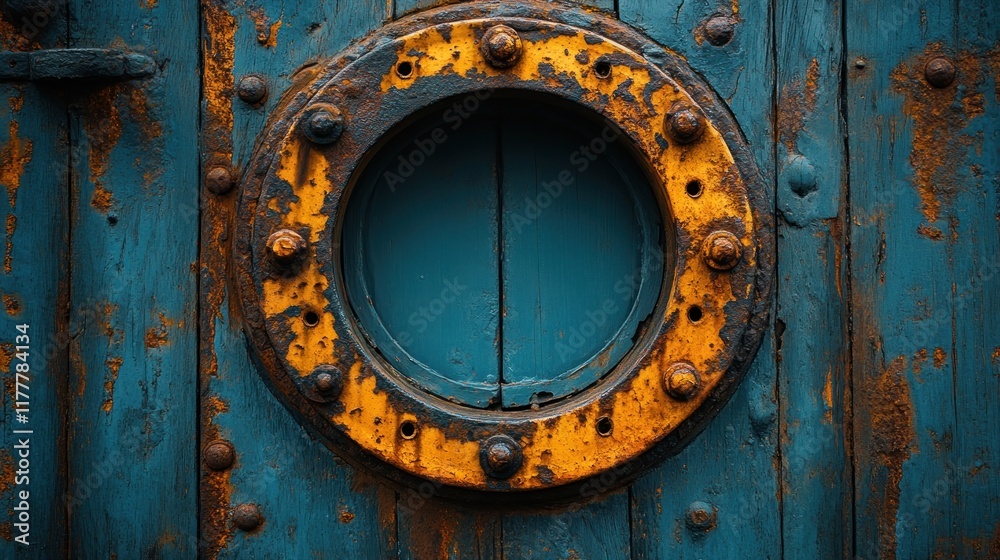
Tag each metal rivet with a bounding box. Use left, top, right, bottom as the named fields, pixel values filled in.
left=480, top=25, right=522, bottom=68
left=206, top=166, right=235, bottom=195
left=267, top=229, right=307, bottom=264
left=854, top=58, right=867, bottom=69
left=664, top=363, right=701, bottom=401
left=666, top=103, right=704, bottom=145
left=204, top=440, right=235, bottom=471
left=685, top=501, right=717, bottom=532
left=703, top=16, right=735, bottom=46
left=702, top=231, right=743, bottom=271
left=301, top=104, right=344, bottom=145
left=232, top=503, right=263, bottom=532
left=924, top=56, right=956, bottom=88
left=237, top=75, right=268, bottom=104
left=310, top=365, right=343, bottom=402
left=479, top=434, right=523, bottom=479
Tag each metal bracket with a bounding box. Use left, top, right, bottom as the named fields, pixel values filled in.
left=0, top=48, right=155, bottom=82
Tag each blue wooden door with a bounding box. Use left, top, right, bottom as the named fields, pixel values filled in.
left=0, top=0, right=997, bottom=558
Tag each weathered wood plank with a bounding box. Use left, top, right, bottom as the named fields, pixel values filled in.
left=0, top=5, right=69, bottom=557
left=847, top=0, right=1000, bottom=558
left=618, top=0, right=779, bottom=557
left=200, top=1, right=395, bottom=558
left=397, top=500, right=500, bottom=560
left=774, top=0, right=850, bottom=557
left=65, top=0, right=200, bottom=556
left=503, top=492, right=630, bottom=559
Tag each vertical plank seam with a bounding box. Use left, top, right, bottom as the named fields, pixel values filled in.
left=62, top=98, right=74, bottom=560
left=61, top=4, right=73, bottom=559
left=196, top=0, right=206, bottom=553
left=839, top=0, right=859, bottom=558
left=770, top=0, right=785, bottom=557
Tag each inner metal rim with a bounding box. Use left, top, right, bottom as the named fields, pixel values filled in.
left=332, top=89, right=676, bottom=417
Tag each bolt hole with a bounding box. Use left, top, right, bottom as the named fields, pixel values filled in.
left=396, top=61, right=414, bottom=79
left=687, top=305, right=704, bottom=323
left=594, top=60, right=612, bottom=79
left=686, top=179, right=703, bottom=198
left=303, top=310, right=320, bottom=327
left=107, top=214, right=119, bottom=226
left=400, top=420, right=417, bottom=439
left=596, top=416, right=613, bottom=437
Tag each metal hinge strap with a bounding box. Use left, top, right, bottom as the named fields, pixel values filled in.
left=0, top=48, right=155, bottom=82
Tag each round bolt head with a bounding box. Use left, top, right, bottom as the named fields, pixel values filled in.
left=479, top=434, right=523, bottom=479
left=703, top=16, right=735, bottom=46
left=664, top=362, right=701, bottom=401
left=237, top=75, right=268, bottom=104
left=232, top=503, right=263, bottom=532
left=480, top=25, right=523, bottom=68
left=924, top=57, right=956, bottom=88
left=702, top=231, right=743, bottom=271
left=301, top=104, right=344, bottom=145
left=685, top=501, right=717, bottom=532
left=310, top=365, right=344, bottom=402
left=854, top=58, right=867, bottom=69
left=206, top=166, right=235, bottom=195
left=267, top=229, right=307, bottom=264
left=666, top=103, right=705, bottom=145
left=203, top=440, right=235, bottom=471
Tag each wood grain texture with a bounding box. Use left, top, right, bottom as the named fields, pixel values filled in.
left=63, top=0, right=199, bottom=557
left=201, top=1, right=395, bottom=558
left=503, top=492, right=631, bottom=559
left=618, top=0, right=780, bottom=558
left=774, top=0, right=851, bottom=557
left=0, top=5, right=69, bottom=557
left=499, top=104, right=661, bottom=409
left=343, top=109, right=502, bottom=408
left=847, top=1, right=1000, bottom=558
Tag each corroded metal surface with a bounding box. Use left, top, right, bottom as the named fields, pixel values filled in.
left=233, top=1, right=773, bottom=501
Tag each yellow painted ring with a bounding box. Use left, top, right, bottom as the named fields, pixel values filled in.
left=236, top=6, right=770, bottom=498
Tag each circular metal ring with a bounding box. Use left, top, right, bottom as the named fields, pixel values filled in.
left=235, top=2, right=773, bottom=503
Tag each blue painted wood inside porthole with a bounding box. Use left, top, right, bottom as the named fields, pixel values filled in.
left=342, top=93, right=665, bottom=409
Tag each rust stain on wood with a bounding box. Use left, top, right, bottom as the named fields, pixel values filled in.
left=90, top=185, right=115, bottom=213
left=201, top=3, right=237, bottom=555
left=932, top=347, right=947, bottom=369
left=201, top=395, right=235, bottom=559
left=862, top=355, right=916, bottom=560
left=145, top=313, right=174, bottom=349
left=0, top=448, right=13, bottom=510
left=100, top=356, right=123, bottom=413
left=406, top=500, right=460, bottom=560
left=83, top=86, right=124, bottom=186
left=891, top=45, right=996, bottom=224
left=0, top=12, right=39, bottom=51
left=1, top=120, right=33, bottom=274
left=777, top=57, right=819, bottom=151
left=916, top=223, right=943, bottom=241
left=2, top=294, right=20, bottom=315
left=245, top=5, right=282, bottom=50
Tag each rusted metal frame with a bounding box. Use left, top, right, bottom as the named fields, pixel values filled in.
left=235, top=1, right=773, bottom=504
